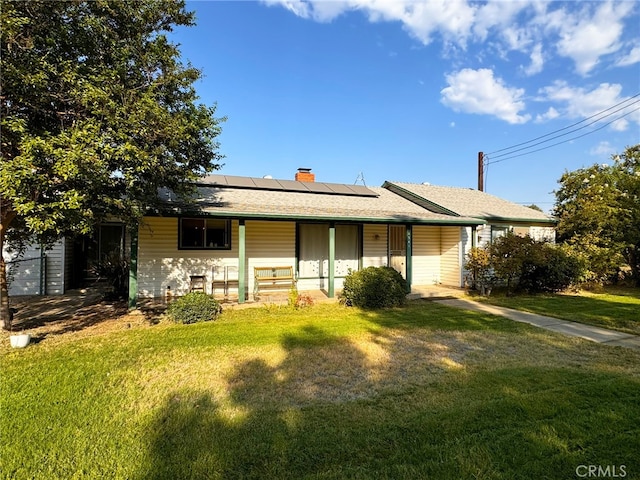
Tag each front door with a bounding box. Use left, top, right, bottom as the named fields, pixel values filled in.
left=389, top=225, right=406, bottom=278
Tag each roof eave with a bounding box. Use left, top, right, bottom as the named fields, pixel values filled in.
left=382, top=181, right=461, bottom=217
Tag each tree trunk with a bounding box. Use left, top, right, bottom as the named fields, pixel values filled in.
left=0, top=210, right=16, bottom=331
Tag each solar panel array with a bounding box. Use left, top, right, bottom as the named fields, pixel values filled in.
left=198, top=175, right=379, bottom=197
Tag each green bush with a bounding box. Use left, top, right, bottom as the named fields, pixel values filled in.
left=518, top=243, right=583, bottom=293
left=340, top=266, right=407, bottom=308
left=167, top=292, right=223, bottom=324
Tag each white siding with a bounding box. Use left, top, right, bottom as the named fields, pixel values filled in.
left=412, top=226, right=441, bottom=285
left=440, top=227, right=461, bottom=287
left=477, top=225, right=492, bottom=247
left=137, top=218, right=296, bottom=299
left=4, top=244, right=43, bottom=296
left=246, top=221, right=295, bottom=298
left=138, top=217, right=241, bottom=298
left=44, top=240, right=66, bottom=295
left=530, top=226, right=556, bottom=243
left=4, top=239, right=66, bottom=296
left=362, top=224, right=388, bottom=268
left=460, top=227, right=475, bottom=288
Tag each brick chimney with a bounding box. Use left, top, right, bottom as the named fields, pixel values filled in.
left=295, top=167, right=315, bottom=182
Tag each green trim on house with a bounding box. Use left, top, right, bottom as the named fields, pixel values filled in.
left=482, top=216, right=557, bottom=225
left=170, top=210, right=486, bottom=226
left=238, top=219, right=246, bottom=304
left=405, top=224, right=413, bottom=293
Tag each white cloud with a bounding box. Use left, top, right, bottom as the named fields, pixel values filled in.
left=262, top=0, right=635, bottom=75
left=589, top=141, right=616, bottom=157
left=616, top=45, right=640, bottom=67
left=441, top=68, right=531, bottom=124
left=535, top=107, right=559, bottom=123
left=538, top=81, right=640, bottom=131
left=543, top=1, right=633, bottom=75
left=523, top=43, right=544, bottom=76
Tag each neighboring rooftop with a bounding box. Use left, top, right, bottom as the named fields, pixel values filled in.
left=384, top=182, right=555, bottom=224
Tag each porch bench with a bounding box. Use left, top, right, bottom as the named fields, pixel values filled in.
left=253, top=266, right=296, bottom=299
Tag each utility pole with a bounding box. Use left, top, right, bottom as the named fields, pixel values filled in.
left=477, top=151, right=484, bottom=191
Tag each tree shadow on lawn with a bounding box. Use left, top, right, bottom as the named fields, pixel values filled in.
left=140, top=312, right=640, bottom=479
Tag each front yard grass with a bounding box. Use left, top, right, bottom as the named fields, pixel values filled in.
left=1, top=301, right=639, bottom=479
left=474, top=286, right=640, bottom=335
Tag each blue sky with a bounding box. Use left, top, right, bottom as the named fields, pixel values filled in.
left=171, top=1, right=639, bottom=211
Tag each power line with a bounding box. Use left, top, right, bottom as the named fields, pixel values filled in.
left=485, top=106, right=639, bottom=165
left=485, top=92, right=640, bottom=160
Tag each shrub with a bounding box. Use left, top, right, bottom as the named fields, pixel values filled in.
left=90, top=251, right=129, bottom=299
left=167, top=292, right=222, bottom=324
left=288, top=286, right=315, bottom=309
left=340, top=266, right=407, bottom=308
left=465, top=247, right=495, bottom=295
left=519, top=244, right=583, bottom=293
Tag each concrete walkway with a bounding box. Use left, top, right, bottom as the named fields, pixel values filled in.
left=434, top=297, right=640, bottom=351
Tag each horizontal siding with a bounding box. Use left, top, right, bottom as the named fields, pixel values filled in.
left=460, top=227, right=474, bottom=288
left=440, top=227, right=461, bottom=287
left=4, top=240, right=66, bottom=296
left=5, top=244, right=42, bottom=296
left=138, top=217, right=241, bottom=298
left=44, top=240, right=65, bottom=295
left=412, top=226, right=441, bottom=285
left=477, top=225, right=492, bottom=247
left=137, top=218, right=296, bottom=299
left=530, top=226, right=556, bottom=243
left=362, top=224, right=388, bottom=268
left=246, top=221, right=296, bottom=299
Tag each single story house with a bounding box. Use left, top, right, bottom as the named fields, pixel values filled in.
left=5, top=168, right=556, bottom=304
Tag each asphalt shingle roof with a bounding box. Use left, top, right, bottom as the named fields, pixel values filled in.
left=385, top=182, right=555, bottom=223
left=189, top=176, right=484, bottom=225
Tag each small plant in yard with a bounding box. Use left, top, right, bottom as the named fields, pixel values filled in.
left=288, top=286, right=315, bottom=309
left=340, top=266, right=407, bottom=308
left=90, top=251, right=129, bottom=300
left=465, top=246, right=495, bottom=295
left=167, top=292, right=222, bottom=324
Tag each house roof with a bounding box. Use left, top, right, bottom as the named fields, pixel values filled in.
left=197, top=174, right=378, bottom=197
left=383, top=182, right=556, bottom=224
left=170, top=175, right=485, bottom=225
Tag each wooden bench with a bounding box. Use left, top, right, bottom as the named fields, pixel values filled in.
left=254, top=266, right=296, bottom=299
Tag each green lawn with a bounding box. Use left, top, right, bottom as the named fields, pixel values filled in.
left=474, top=287, right=640, bottom=335
left=1, top=301, right=639, bottom=479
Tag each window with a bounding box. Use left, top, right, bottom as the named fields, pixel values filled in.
left=491, top=226, right=510, bottom=242
left=179, top=218, right=231, bottom=249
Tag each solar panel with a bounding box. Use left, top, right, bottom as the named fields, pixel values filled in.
left=304, top=182, right=334, bottom=194
left=197, top=174, right=378, bottom=197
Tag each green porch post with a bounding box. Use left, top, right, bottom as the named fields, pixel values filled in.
left=128, top=223, right=139, bottom=310
left=328, top=222, right=335, bottom=298
left=405, top=224, right=412, bottom=293
left=238, top=219, right=246, bottom=303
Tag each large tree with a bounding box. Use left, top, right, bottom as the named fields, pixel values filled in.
left=0, top=0, right=225, bottom=328
left=553, top=144, right=640, bottom=285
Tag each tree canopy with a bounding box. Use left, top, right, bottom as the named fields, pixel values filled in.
left=0, top=0, right=225, bottom=328
left=553, top=144, right=640, bottom=285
